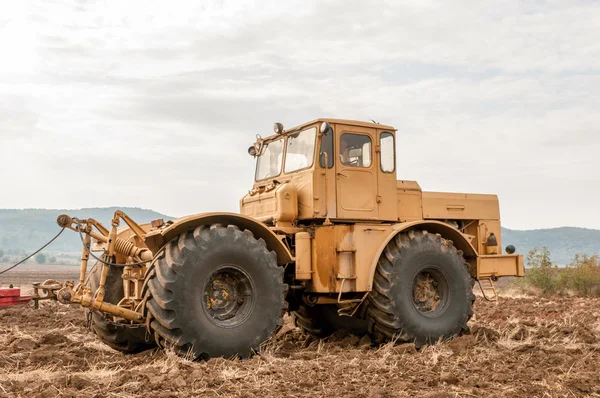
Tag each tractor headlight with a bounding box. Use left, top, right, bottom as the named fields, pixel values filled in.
left=320, top=121, right=332, bottom=135
left=273, top=122, right=284, bottom=135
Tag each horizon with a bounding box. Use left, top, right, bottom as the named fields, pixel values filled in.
left=1, top=206, right=598, bottom=232
left=2, top=205, right=598, bottom=268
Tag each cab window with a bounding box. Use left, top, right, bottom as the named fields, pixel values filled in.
left=255, top=139, right=284, bottom=181
left=339, top=133, right=372, bottom=167
left=284, top=127, right=317, bottom=173
left=319, top=127, right=334, bottom=168
left=380, top=132, right=395, bottom=173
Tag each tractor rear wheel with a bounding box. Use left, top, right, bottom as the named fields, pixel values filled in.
left=366, top=230, right=475, bottom=347
left=293, top=304, right=368, bottom=338
left=143, top=224, right=288, bottom=359
left=86, top=261, right=155, bottom=353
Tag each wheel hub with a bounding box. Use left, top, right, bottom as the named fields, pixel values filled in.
left=412, top=268, right=449, bottom=318
left=203, top=266, right=255, bottom=327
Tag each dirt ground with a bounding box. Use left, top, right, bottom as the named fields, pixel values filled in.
left=1, top=269, right=599, bottom=397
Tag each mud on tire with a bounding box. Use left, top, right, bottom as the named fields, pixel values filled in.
left=143, top=224, right=288, bottom=360
left=366, top=230, right=475, bottom=347
left=86, top=261, right=155, bottom=353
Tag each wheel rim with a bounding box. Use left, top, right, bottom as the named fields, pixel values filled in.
left=411, top=267, right=449, bottom=318
left=202, top=265, right=256, bottom=328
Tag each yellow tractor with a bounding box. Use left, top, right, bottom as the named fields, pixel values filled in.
left=52, top=119, right=523, bottom=359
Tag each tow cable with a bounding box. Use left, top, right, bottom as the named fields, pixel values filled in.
left=0, top=227, right=66, bottom=275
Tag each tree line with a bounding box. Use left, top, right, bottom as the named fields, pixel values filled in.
left=0, top=248, right=59, bottom=265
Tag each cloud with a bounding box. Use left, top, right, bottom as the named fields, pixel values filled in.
left=0, top=95, right=40, bottom=139
left=0, top=0, right=599, bottom=231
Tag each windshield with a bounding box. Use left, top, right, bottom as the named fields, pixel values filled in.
left=284, top=127, right=316, bottom=173
left=255, top=139, right=284, bottom=181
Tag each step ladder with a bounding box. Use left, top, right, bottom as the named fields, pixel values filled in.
left=477, top=277, right=498, bottom=303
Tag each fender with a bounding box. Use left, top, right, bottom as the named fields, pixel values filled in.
left=143, top=212, right=293, bottom=265
left=367, top=220, right=478, bottom=289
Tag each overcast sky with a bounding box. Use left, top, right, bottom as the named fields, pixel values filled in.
left=0, top=0, right=599, bottom=230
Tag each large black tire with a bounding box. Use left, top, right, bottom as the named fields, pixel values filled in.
left=86, top=261, right=155, bottom=353
left=294, top=304, right=368, bottom=338
left=293, top=305, right=333, bottom=337
left=144, top=224, right=288, bottom=360
left=366, top=230, right=475, bottom=347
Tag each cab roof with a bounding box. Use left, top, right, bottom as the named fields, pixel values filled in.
left=261, top=118, right=396, bottom=141
left=289, top=118, right=396, bottom=133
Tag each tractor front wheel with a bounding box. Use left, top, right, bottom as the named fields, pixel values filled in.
left=143, top=224, right=288, bottom=359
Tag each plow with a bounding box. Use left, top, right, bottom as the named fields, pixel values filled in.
left=0, top=286, right=31, bottom=308
left=0, top=281, right=61, bottom=309
left=2, top=118, right=525, bottom=360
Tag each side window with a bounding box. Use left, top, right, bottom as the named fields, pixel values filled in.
left=340, top=133, right=372, bottom=167
left=319, top=128, right=334, bottom=168
left=380, top=132, right=395, bottom=173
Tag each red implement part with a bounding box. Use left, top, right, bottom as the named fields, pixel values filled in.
left=0, top=288, right=32, bottom=308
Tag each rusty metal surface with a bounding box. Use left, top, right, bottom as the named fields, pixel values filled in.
left=412, top=272, right=442, bottom=313
left=309, top=224, right=393, bottom=293
left=311, top=225, right=347, bottom=292
left=295, top=232, right=312, bottom=280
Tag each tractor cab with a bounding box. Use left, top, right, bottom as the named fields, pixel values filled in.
left=240, top=119, right=399, bottom=226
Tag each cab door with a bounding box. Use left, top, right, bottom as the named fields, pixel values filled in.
left=335, top=125, right=379, bottom=220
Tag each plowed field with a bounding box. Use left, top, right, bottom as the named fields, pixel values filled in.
left=1, top=269, right=599, bottom=397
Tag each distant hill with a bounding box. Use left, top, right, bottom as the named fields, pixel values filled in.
left=0, top=208, right=598, bottom=266
left=502, top=226, right=600, bottom=266
left=0, top=207, right=173, bottom=255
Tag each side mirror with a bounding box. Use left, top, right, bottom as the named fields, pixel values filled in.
left=248, top=146, right=257, bottom=157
